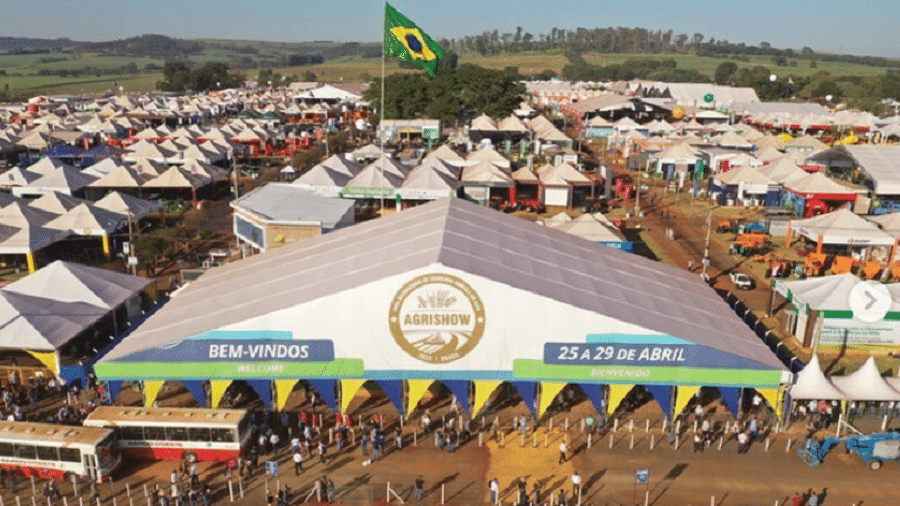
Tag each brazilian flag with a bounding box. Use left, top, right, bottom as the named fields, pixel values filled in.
left=384, top=2, right=445, bottom=77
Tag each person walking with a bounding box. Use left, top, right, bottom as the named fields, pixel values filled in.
left=517, top=479, right=527, bottom=506
left=737, top=431, right=750, bottom=454
left=489, top=478, right=499, bottom=505
left=395, top=430, right=402, bottom=451
left=531, top=482, right=541, bottom=506
left=326, top=478, right=335, bottom=504
left=318, top=440, right=327, bottom=464
left=361, top=433, right=369, bottom=457
left=790, top=492, right=802, bottom=506
left=571, top=472, right=581, bottom=500
left=558, top=441, right=567, bottom=464
left=557, top=488, right=567, bottom=506
left=293, top=450, right=303, bottom=475
left=414, top=475, right=424, bottom=501
left=693, top=432, right=703, bottom=453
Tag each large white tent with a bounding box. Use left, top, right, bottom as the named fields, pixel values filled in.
left=790, top=209, right=895, bottom=246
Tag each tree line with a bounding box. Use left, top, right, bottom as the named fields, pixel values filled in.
left=439, top=26, right=900, bottom=69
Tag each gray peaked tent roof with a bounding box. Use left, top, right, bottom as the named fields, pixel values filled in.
left=100, top=198, right=784, bottom=370
left=3, top=260, right=151, bottom=310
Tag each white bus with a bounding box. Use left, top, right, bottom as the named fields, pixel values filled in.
left=0, top=421, right=120, bottom=483
left=84, top=407, right=253, bottom=463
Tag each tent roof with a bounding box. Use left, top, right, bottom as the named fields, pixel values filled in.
left=4, top=260, right=151, bottom=310
left=143, top=166, right=210, bottom=189
left=232, top=184, right=354, bottom=225
left=0, top=290, right=108, bottom=351
left=82, top=158, right=127, bottom=178
left=831, top=357, right=900, bottom=401
left=546, top=213, right=626, bottom=242
left=90, top=165, right=155, bottom=188
left=511, top=167, right=539, bottom=184
left=785, top=172, right=856, bottom=195
left=423, top=144, right=465, bottom=165
left=470, top=114, right=498, bottom=131
left=867, top=213, right=900, bottom=237
left=98, top=198, right=785, bottom=372
left=94, top=191, right=161, bottom=219
left=344, top=159, right=407, bottom=190
left=28, top=192, right=87, bottom=214
left=789, top=355, right=846, bottom=400
left=776, top=274, right=900, bottom=312
left=538, top=163, right=592, bottom=185
left=715, top=166, right=774, bottom=186
left=466, top=146, right=510, bottom=167
left=497, top=115, right=529, bottom=132
left=401, top=165, right=458, bottom=192
left=26, top=167, right=98, bottom=193
left=790, top=209, right=894, bottom=246
left=461, top=161, right=514, bottom=186
left=44, top=203, right=126, bottom=236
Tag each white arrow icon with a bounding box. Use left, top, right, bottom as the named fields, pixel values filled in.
left=849, top=282, right=892, bottom=323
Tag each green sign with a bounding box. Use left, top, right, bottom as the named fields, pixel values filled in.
left=423, top=128, right=439, bottom=140
left=511, top=359, right=782, bottom=388
left=94, top=358, right=365, bottom=380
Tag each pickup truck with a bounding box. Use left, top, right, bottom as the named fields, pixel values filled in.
left=729, top=272, right=754, bottom=290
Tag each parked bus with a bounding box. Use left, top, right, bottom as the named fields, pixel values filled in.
left=0, top=421, right=120, bottom=483
left=84, top=407, right=253, bottom=463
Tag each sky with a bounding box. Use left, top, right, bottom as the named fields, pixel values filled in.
left=4, top=0, right=899, bottom=58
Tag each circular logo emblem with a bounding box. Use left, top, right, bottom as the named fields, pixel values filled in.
left=389, top=274, right=485, bottom=364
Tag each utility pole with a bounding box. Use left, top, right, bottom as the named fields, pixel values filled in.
left=127, top=210, right=135, bottom=276
left=701, top=210, right=712, bottom=279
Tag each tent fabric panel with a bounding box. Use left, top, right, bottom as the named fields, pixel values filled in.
left=309, top=379, right=337, bottom=411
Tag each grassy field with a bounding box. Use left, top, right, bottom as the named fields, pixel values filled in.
left=0, top=48, right=894, bottom=97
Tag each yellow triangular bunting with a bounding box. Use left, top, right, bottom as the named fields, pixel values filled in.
left=473, top=380, right=502, bottom=417
left=538, top=382, right=568, bottom=418
left=406, top=380, right=434, bottom=416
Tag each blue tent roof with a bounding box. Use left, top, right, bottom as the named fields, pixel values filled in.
left=40, top=145, right=87, bottom=158
left=86, top=145, right=125, bottom=159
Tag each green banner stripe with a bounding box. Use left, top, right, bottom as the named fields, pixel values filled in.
left=94, top=359, right=365, bottom=380
left=512, top=359, right=783, bottom=388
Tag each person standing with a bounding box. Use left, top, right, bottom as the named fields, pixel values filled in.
left=531, top=482, right=541, bottom=506
left=326, top=478, right=335, bottom=504
left=361, top=433, right=369, bottom=457
left=571, top=472, right=581, bottom=500
left=414, top=475, right=424, bottom=501
left=790, top=492, right=802, bottom=506
left=737, top=431, right=749, bottom=454
left=517, top=479, right=527, bottom=506
left=489, top=478, right=499, bottom=504
left=693, top=432, right=703, bottom=453
left=394, top=430, right=402, bottom=451
left=806, top=489, right=819, bottom=506
left=557, top=488, right=567, bottom=506
left=318, top=440, right=327, bottom=464
left=558, top=441, right=567, bottom=464
left=293, top=450, right=303, bottom=475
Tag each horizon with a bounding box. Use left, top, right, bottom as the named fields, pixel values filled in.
left=2, top=0, right=899, bottom=60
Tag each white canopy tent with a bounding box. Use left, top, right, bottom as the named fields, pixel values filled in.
left=789, top=355, right=846, bottom=400
left=791, top=209, right=895, bottom=247
left=831, top=357, right=900, bottom=401
left=94, top=191, right=161, bottom=220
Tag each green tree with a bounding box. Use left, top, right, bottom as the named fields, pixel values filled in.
left=156, top=60, right=191, bottom=92
left=714, top=61, right=738, bottom=84
left=365, top=64, right=525, bottom=125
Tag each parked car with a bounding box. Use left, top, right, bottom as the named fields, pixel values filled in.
left=729, top=272, right=754, bottom=290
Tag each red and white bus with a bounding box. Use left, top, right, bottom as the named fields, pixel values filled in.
left=84, top=407, right=253, bottom=463
left=0, top=421, right=120, bottom=483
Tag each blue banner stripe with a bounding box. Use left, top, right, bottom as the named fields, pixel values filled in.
left=585, top=334, right=691, bottom=345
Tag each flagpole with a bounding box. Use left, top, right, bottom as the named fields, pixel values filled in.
left=379, top=2, right=386, bottom=215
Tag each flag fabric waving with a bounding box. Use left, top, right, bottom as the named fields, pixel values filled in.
left=384, top=2, right=445, bottom=77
